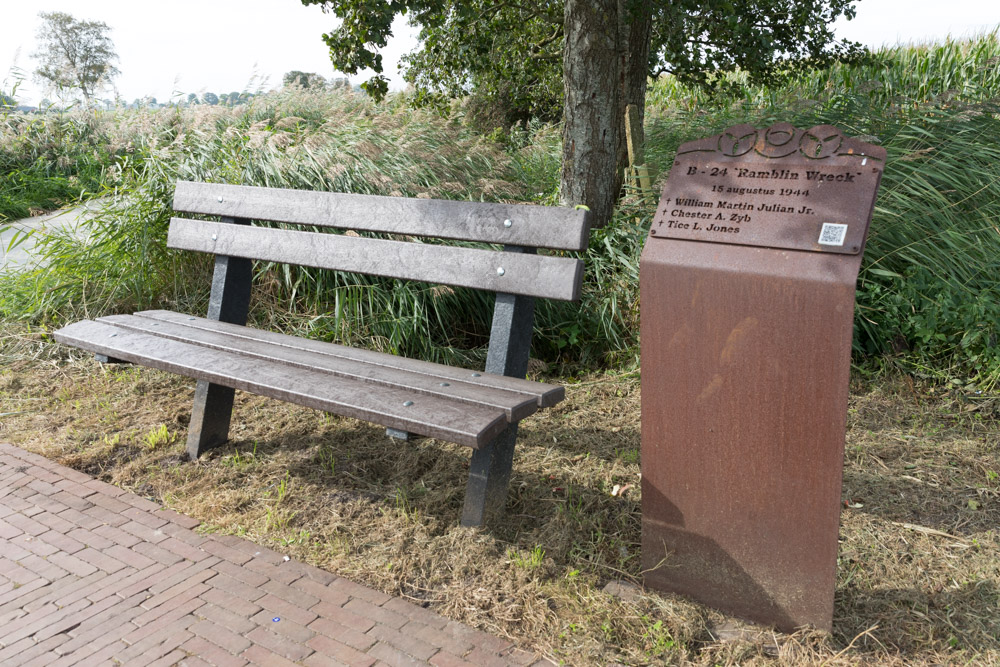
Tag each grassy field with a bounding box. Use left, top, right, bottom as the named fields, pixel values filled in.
left=1, top=329, right=998, bottom=664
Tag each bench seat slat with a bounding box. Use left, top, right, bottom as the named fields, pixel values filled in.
left=54, top=320, right=509, bottom=448
left=168, top=218, right=584, bottom=302
left=96, top=313, right=540, bottom=421
left=131, top=310, right=564, bottom=408
left=172, top=181, right=591, bottom=251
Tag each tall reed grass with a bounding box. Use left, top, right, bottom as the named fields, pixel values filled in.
left=2, top=32, right=1000, bottom=383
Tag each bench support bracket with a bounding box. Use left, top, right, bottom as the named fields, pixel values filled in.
left=186, top=217, right=252, bottom=460
left=462, top=248, right=536, bottom=526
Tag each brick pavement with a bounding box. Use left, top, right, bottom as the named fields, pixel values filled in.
left=0, top=443, right=552, bottom=666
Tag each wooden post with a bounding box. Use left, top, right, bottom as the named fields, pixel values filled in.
left=625, top=104, right=653, bottom=199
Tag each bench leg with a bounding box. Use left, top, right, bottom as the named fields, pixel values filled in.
left=461, top=424, right=518, bottom=527
left=95, top=354, right=129, bottom=364
left=186, top=380, right=236, bottom=459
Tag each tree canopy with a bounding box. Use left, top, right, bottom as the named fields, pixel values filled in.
left=301, top=0, right=863, bottom=224
left=33, top=11, right=120, bottom=102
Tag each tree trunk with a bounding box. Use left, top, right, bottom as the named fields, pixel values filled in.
left=560, top=0, right=621, bottom=228
left=618, top=0, right=653, bottom=175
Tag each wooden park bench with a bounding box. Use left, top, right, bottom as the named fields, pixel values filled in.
left=54, top=181, right=591, bottom=526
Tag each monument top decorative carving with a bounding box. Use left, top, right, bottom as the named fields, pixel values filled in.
left=677, top=123, right=887, bottom=163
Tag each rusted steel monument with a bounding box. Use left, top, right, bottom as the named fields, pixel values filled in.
left=639, top=123, right=885, bottom=631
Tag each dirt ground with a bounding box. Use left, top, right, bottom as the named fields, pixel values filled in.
left=2, top=327, right=998, bottom=665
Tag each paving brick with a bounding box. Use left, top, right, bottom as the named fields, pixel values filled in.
left=54, top=468, right=95, bottom=486
left=206, top=572, right=269, bottom=602
left=82, top=477, right=128, bottom=497
left=177, top=655, right=215, bottom=667
left=92, top=522, right=144, bottom=547
left=428, top=651, right=478, bottom=667
left=90, top=562, right=165, bottom=601
left=309, top=616, right=377, bottom=651
left=131, top=648, right=188, bottom=667
left=134, top=539, right=187, bottom=565
left=0, top=637, right=36, bottom=665
left=156, top=507, right=201, bottom=529
left=47, top=550, right=100, bottom=576
left=200, top=538, right=255, bottom=565
left=56, top=506, right=103, bottom=530
left=66, top=526, right=113, bottom=550
left=293, top=576, right=351, bottom=607
left=146, top=557, right=221, bottom=596
left=401, top=620, right=476, bottom=658
left=122, top=504, right=170, bottom=528
left=303, top=652, right=353, bottom=667
left=87, top=490, right=133, bottom=513
left=124, top=598, right=204, bottom=650
left=443, top=621, right=514, bottom=656
left=366, top=641, right=426, bottom=666
left=246, top=625, right=315, bottom=661
left=33, top=592, right=122, bottom=642
left=241, top=643, right=306, bottom=667
left=133, top=582, right=208, bottom=627
left=307, top=633, right=377, bottom=667
left=1, top=596, right=93, bottom=646
left=461, top=646, right=524, bottom=667
left=212, top=558, right=271, bottom=587
left=251, top=609, right=315, bottom=644
left=56, top=596, right=146, bottom=656
left=50, top=489, right=94, bottom=511
left=0, top=575, right=48, bottom=606
left=104, top=543, right=157, bottom=570
left=244, top=556, right=303, bottom=585
left=195, top=601, right=259, bottom=634
left=81, top=503, right=131, bottom=527
left=159, top=535, right=212, bottom=562
left=254, top=592, right=319, bottom=627
left=57, top=639, right=130, bottom=667
left=18, top=553, right=69, bottom=581
left=5, top=511, right=49, bottom=536
left=7, top=634, right=70, bottom=667
left=329, top=577, right=392, bottom=606
left=140, top=570, right=215, bottom=612
left=121, top=519, right=170, bottom=544
left=17, top=533, right=61, bottom=557
left=181, top=635, right=250, bottom=667
left=76, top=546, right=128, bottom=573
left=366, top=622, right=438, bottom=661
left=382, top=599, right=450, bottom=631
left=161, top=520, right=211, bottom=546
left=343, top=598, right=408, bottom=630
left=261, top=578, right=321, bottom=611
left=311, top=600, right=376, bottom=634
left=191, top=618, right=254, bottom=655
left=200, top=586, right=263, bottom=619
left=280, top=558, right=338, bottom=585
left=123, top=493, right=162, bottom=512
left=37, top=528, right=87, bottom=554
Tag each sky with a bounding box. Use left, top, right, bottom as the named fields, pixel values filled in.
left=1, top=0, right=999, bottom=106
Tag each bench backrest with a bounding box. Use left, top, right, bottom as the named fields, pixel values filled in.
left=170, top=181, right=591, bottom=302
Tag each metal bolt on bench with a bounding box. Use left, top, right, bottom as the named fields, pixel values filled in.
left=54, top=181, right=592, bottom=527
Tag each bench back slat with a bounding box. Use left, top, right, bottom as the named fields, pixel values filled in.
left=173, top=181, right=591, bottom=251
left=168, top=218, right=584, bottom=301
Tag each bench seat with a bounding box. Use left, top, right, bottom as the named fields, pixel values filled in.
left=55, top=310, right=564, bottom=449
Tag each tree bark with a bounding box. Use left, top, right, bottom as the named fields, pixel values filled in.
left=618, top=0, right=653, bottom=174
left=560, top=0, right=621, bottom=228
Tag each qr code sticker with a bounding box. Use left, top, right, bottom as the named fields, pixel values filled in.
left=818, top=223, right=848, bottom=246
